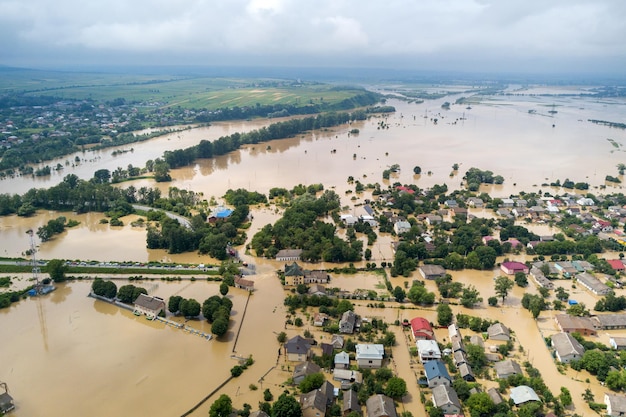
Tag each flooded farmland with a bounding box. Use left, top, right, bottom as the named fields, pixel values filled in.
left=1, top=87, right=626, bottom=416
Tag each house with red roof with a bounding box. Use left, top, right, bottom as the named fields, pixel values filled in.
left=395, top=185, right=415, bottom=195
left=500, top=261, right=529, bottom=275
left=608, top=259, right=626, bottom=272
left=504, top=238, right=522, bottom=248
left=410, top=317, right=435, bottom=340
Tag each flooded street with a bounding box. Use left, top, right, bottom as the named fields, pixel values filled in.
left=1, top=89, right=626, bottom=415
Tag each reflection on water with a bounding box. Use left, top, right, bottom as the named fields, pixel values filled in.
left=49, top=282, right=72, bottom=304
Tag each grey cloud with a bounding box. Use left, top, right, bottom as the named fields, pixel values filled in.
left=0, top=0, right=624, bottom=73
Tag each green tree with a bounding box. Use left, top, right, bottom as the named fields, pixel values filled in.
left=413, top=166, right=422, bottom=174
left=408, top=284, right=435, bottom=305
left=514, top=272, right=528, bottom=287
left=465, top=343, right=487, bottom=371
left=277, top=332, right=287, bottom=344
left=428, top=407, right=444, bottom=417
left=180, top=298, right=201, bottom=317
left=263, top=388, right=274, bottom=402
left=209, top=394, right=233, bottom=417
left=211, top=317, right=229, bottom=337
left=46, top=259, right=67, bottom=282
left=220, top=282, right=229, bottom=296
left=567, top=303, right=589, bottom=317
left=559, top=387, right=573, bottom=406
left=494, top=276, right=514, bottom=302
left=460, top=285, right=483, bottom=308
left=91, top=278, right=117, bottom=299
left=436, top=304, right=453, bottom=326
left=231, top=365, right=244, bottom=377
left=153, top=159, right=171, bottom=182
left=299, top=373, right=325, bottom=393
left=393, top=286, right=406, bottom=302
left=336, top=299, right=354, bottom=315
left=384, top=377, right=407, bottom=399
left=465, top=392, right=495, bottom=417
left=271, top=393, right=302, bottom=417
left=168, top=295, right=183, bottom=313
left=117, top=284, right=146, bottom=303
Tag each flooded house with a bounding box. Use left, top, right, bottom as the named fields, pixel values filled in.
left=555, top=314, right=598, bottom=336
left=342, top=389, right=360, bottom=416
left=234, top=276, right=254, bottom=291
left=494, top=359, right=522, bottom=379
left=366, top=394, right=397, bottom=417
left=431, top=385, right=462, bottom=415
left=575, top=272, right=611, bottom=296
left=424, top=360, right=452, bottom=388
left=133, top=294, right=165, bottom=319
left=300, top=390, right=327, bottom=417
left=605, top=393, right=626, bottom=417
left=355, top=344, right=384, bottom=369
left=417, top=339, right=441, bottom=362
left=285, top=335, right=312, bottom=362
left=418, top=265, right=446, bottom=280
left=500, top=261, right=529, bottom=275
left=276, top=249, right=303, bottom=261
left=510, top=385, right=540, bottom=406
left=339, top=310, right=357, bottom=334
left=487, top=323, right=511, bottom=341
left=334, top=351, right=350, bottom=369
left=0, top=383, right=14, bottom=414
left=293, top=361, right=322, bottom=384
left=551, top=332, right=585, bottom=363
left=410, top=317, right=435, bottom=340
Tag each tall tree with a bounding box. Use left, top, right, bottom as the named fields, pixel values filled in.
left=384, top=377, right=407, bottom=399
left=436, top=304, right=453, bottom=326
left=209, top=394, right=233, bottom=417
left=46, top=259, right=67, bottom=282
left=272, top=394, right=302, bottom=417
left=494, top=276, right=514, bottom=302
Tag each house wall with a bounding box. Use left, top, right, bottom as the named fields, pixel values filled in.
left=288, top=353, right=308, bottom=362
left=357, top=358, right=382, bottom=369
left=428, top=376, right=451, bottom=388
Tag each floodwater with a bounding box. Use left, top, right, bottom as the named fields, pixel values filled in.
left=2, top=88, right=626, bottom=415
left=0, top=264, right=289, bottom=417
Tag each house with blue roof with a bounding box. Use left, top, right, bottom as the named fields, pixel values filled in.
left=424, top=359, right=451, bottom=388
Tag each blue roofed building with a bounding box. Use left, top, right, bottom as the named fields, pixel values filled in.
left=424, top=360, right=452, bottom=388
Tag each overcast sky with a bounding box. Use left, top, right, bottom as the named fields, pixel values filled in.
left=1, top=0, right=625, bottom=74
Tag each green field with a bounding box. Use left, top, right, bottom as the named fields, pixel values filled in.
left=0, top=68, right=371, bottom=110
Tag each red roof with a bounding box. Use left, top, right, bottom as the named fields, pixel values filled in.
left=608, top=260, right=625, bottom=271
left=410, top=317, right=434, bottom=340
left=505, top=238, right=522, bottom=247
left=396, top=186, right=415, bottom=194
left=500, top=261, right=529, bottom=274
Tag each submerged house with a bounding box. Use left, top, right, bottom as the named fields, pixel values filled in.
left=0, top=386, right=14, bottom=414
left=133, top=294, right=165, bottom=319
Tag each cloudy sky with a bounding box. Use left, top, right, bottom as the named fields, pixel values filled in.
left=1, top=0, right=625, bottom=74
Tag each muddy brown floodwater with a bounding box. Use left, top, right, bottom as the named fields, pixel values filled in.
left=2, top=88, right=626, bottom=415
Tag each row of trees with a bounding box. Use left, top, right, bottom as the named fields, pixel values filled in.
left=161, top=111, right=368, bottom=171
left=91, top=279, right=148, bottom=305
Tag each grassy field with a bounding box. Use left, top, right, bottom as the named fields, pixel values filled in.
left=0, top=67, right=371, bottom=110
